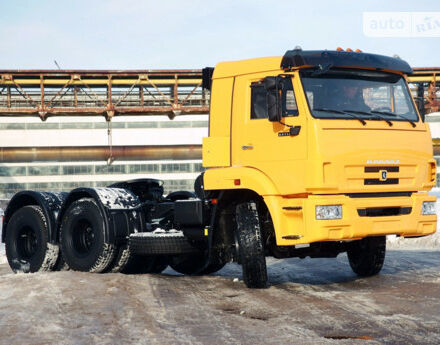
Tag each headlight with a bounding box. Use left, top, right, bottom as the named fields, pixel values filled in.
left=421, top=201, right=436, bottom=215
left=316, top=205, right=342, bottom=220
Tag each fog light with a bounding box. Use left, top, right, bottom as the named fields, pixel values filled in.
left=421, top=201, right=436, bottom=215
left=316, top=205, right=342, bottom=220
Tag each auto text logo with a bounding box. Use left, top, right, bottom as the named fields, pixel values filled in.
left=363, top=12, right=440, bottom=37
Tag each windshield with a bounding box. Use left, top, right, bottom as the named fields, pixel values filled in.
left=301, top=69, right=419, bottom=123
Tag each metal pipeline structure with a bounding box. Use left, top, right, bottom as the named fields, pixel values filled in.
left=0, top=145, right=202, bottom=163
left=0, top=69, right=209, bottom=163
left=0, top=67, right=436, bottom=118
left=407, top=68, right=440, bottom=115
left=0, top=69, right=209, bottom=120
left=0, top=68, right=439, bottom=164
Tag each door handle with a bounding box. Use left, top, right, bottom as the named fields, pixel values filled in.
left=242, top=145, right=253, bottom=150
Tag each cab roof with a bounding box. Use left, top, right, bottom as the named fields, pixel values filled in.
left=212, top=50, right=412, bottom=79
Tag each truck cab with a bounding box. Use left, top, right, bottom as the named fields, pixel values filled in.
left=203, top=49, right=436, bottom=273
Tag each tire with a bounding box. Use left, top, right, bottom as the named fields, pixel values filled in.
left=5, top=205, right=59, bottom=273
left=347, top=236, right=386, bottom=277
left=235, top=201, right=268, bottom=288
left=105, top=244, right=131, bottom=273
left=122, top=255, right=169, bottom=274
left=60, top=198, right=116, bottom=273
left=53, top=253, right=70, bottom=271
left=170, top=253, right=226, bottom=275
left=129, top=231, right=200, bottom=255
left=106, top=244, right=169, bottom=274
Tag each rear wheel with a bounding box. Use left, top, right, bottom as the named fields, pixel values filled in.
left=347, top=236, right=386, bottom=277
left=170, top=253, right=226, bottom=275
left=60, top=198, right=116, bottom=273
left=53, top=253, right=70, bottom=271
left=106, top=243, right=170, bottom=274
left=121, top=254, right=169, bottom=274
left=235, top=201, right=268, bottom=288
left=5, top=205, right=59, bottom=273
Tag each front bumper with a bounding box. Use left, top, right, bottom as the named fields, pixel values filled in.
left=264, top=192, right=437, bottom=246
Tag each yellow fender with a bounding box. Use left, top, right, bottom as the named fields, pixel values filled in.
left=203, top=166, right=279, bottom=196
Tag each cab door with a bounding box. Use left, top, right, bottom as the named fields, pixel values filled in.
left=231, top=72, right=308, bottom=194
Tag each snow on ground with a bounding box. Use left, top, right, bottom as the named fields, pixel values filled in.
left=1, top=250, right=440, bottom=344
left=1, top=192, right=440, bottom=344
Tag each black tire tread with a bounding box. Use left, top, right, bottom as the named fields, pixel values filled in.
left=129, top=232, right=200, bottom=255
left=121, top=254, right=169, bottom=274
left=106, top=245, right=131, bottom=273
left=236, top=201, right=268, bottom=289
left=60, top=198, right=117, bottom=273
left=6, top=205, right=59, bottom=273
left=347, top=236, right=386, bottom=277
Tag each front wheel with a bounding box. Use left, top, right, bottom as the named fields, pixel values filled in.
left=347, top=236, right=386, bottom=277
left=235, top=201, right=268, bottom=288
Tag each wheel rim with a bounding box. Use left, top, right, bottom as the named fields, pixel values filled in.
left=72, top=219, right=96, bottom=255
left=17, top=226, right=38, bottom=259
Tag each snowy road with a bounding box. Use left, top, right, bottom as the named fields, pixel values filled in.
left=1, top=192, right=440, bottom=345
left=0, top=246, right=439, bottom=345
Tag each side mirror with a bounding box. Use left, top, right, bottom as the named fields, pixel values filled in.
left=416, top=85, right=425, bottom=122
left=414, top=98, right=425, bottom=122
left=263, top=77, right=282, bottom=122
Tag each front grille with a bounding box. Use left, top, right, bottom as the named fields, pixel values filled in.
left=364, top=178, right=399, bottom=185
left=347, top=192, right=413, bottom=198
left=364, top=166, right=399, bottom=173
left=357, top=207, right=411, bottom=217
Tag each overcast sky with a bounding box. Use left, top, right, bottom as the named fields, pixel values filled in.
left=0, top=1, right=439, bottom=69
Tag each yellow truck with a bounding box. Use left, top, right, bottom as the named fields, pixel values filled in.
left=2, top=49, right=437, bottom=288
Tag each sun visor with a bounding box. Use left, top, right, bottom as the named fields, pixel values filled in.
left=281, top=50, right=413, bottom=74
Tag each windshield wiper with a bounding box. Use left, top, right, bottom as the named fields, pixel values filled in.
left=343, top=109, right=392, bottom=127
left=371, top=110, right=416, bottom=128
left=313, top=108, right=366, bottom=125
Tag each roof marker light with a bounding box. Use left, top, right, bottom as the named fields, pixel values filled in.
left=336, top=47, right=344, bottom=51
left=346, top=48, right=353, bottom=52
left=355, top=49, right=362, bottom=53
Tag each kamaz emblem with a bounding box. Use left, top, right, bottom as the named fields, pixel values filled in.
left=379, top=170, right=387, bottom=181
left=366, top=160, right=400, bottom=165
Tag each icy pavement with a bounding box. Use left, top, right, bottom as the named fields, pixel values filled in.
left=0, top=251, right=440, bottom=345
left=0, top=193, right=440, bottom=345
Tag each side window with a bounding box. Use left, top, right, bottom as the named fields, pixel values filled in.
left=250, top=84, right=268, bottom=119
left=250, top=78, right=298, bottom=119
left=393, top=84, right=410, bottom=114
left=282, top=78, right=298, bottom=117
